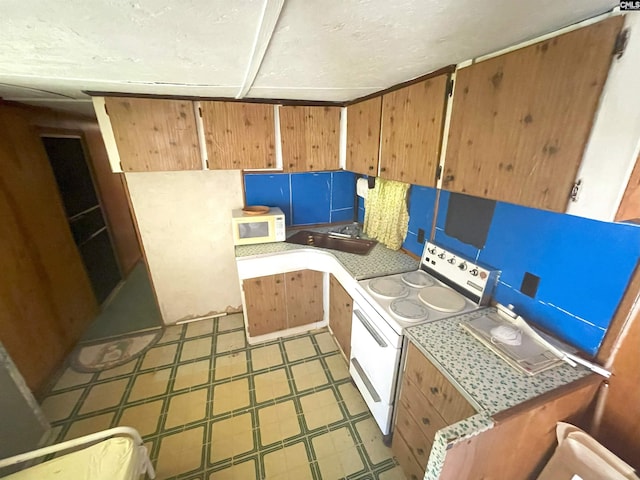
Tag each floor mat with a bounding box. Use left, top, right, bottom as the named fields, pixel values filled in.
left=81, top=262, right=162, bottom=342
left=72, top=330, right=162, bottom=372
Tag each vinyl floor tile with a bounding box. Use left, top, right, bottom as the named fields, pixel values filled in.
left=40, top=325, right=403, bottom=480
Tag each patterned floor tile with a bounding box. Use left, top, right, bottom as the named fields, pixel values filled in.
left=174, top=359, right=211, bottom=391
left=217, top=313, right=244, bottom=333
left=39, top=327, right=404, bottom=480
left=283, top=337, right=317, bottom=362
left=254, top=368, right=291, bottom=403
left=212, top=378, right=250, bottom=415
left=156, top=426, right=205, bottom=478
left=181, top=337, right=213, bottom=361
left=210, top=412, right=255, bottom=463
left=250, top=344, right=283, bottom=371
left=291, top=359, right=328, bottom=392
left=118, top=399, right=164, bottom=436
left=41, top=388, right=84, bottom=422
left=128, top=368, right=171, bottom=401
left=78, top=378, right=129, bottom=415
left=165, top=388, right=209, bottom=429
left=51, top=368, right=94, bottom=391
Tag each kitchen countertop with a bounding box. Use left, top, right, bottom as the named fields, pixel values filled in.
left=405, top=307, right=593, bottom=479
left=234, top=226, right=419, bottom=280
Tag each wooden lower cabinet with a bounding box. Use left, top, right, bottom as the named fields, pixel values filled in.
left=394, top=343, right=601, bottom=480
left=244, top=270, right=323, bottom=337
left=391, top=430, right=426, bottom=480
left=329, top=274, right=353, bottom=359
left=392, top=342, right=476, bottom=480
left=285, top=270, right=323, bottom=328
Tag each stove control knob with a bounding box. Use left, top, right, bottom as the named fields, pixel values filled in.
left=458, top=262, right=467, bottom=271
left=447, top=256, right=456, bottom=265
left=427, top=246, right=436, bottom=255
left=437, top=252, right=446, bottom=259
left=470, top=268, right=479, bottom=277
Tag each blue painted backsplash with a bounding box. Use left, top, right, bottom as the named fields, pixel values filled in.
left=401, top=186, right=640, bottom=355
left=244, top=171, right=356, bottom=226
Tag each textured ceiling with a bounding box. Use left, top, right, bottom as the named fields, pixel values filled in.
left=0, top=0, right=618, bottom=116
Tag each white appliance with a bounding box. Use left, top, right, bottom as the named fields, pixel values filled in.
left=349, top=241, right=500, bottom=437
left=231, top=207, right=286, bottom=246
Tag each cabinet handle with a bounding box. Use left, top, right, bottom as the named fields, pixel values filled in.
left=430, top=386, right=439, bottom=395
left=380, top=167, right=386, bottom=172
left=411, top=475, right=418, bottom=480
left=417, top=448, right=425, bottom=456
left=354, top=310, right=387, bottom=348
left=345, top=303, right=350, bottom=308
left=422, top=417, right=430, bottom=426
left=368, top=165, right=374, bottom=170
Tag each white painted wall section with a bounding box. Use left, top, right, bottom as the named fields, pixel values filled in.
left=126, top=170, right=244, bottom=324
left=567, top=13, right=640, bottom=221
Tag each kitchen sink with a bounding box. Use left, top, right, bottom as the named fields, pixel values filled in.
left=286, top=230, right=377, bottom=255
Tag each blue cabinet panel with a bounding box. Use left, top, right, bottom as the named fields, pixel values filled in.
left=331, top=171, right=356, bottom=210
left=244, top=174, right=291, bottom=225
left=291, top=172, right=332, bottom=225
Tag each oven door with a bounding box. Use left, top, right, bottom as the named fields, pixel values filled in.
left=349, top=294, right=402, bottom=435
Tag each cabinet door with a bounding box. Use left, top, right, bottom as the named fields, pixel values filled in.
left=243, top=274, right=287, bottom=336
left=329, top=275, right=353, bottom=359
left=286, top=270, right=324, bottom=328
left=280, top=106, right=340, bottom=172
left=380, top=75, right=449, bottom=186
left=404, top=343, right=476, bottom=424
left=104, top=97, right=201, bottom=172
left=391, top=430, right=427, bottom=480
left=200, top=102, right=276, bottom=170
left=443, top=17, right=623, bottom=212
left=346, top=97, right=382, bottom=175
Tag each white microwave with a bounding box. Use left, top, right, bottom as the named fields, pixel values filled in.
left=231, top=207, right=286, bottom=246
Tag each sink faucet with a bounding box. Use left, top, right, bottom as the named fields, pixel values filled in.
left=332, top=222, right=361, bottom=239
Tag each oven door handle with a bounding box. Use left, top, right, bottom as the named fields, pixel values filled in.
left=351, top=357, right=381, bottom=403
left=354, top=310, right=388, bottom=348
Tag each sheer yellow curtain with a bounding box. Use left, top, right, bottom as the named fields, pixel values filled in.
left=363, top=178, right=410, bottom=250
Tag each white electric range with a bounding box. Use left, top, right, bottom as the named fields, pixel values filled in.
left=349, top=241, right=500, bottom=438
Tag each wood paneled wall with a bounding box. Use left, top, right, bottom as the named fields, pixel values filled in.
left=0, top=105, right=98, bottom=392
left=596, top=263, right=640, bottom=469
left=25, top=106, right=142, bottom=276
left=615, top=152, right=640, bottom=223
left=439, top=376, right=600, bottom=479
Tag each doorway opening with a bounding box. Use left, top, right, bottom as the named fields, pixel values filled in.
left=41, top=135, right=121, bottom=304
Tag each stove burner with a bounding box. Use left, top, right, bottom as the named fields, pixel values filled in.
left=418, top=286, right=466, bottom=313
left=389, top=298, right=430, bottom=322
left=401, top=270, right=435, bottom=288
left=368, top=277, right=409, bottom=299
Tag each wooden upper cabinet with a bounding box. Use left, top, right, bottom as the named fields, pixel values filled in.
left=104, top=97, right=201, bottom=172
left=200, top=102, right=276, bottom=170
left=280, top=106, right=340, bottom=172
left=380, top=75, right=449, bottom=186
left=346, top=97, right=382, bottom=175
left=443, top=17, right=623, bottom=212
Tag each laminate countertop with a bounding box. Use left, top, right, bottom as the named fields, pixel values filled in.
left=405, top=307, right=593, bottom=479
left=234, top=226, right=419, bottom=280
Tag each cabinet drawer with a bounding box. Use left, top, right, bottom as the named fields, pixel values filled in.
left=405, top=343, right=476, bottom=424
left=399, top=374, right=448, bottom=442
left=391, top=430, right=426, bottom=480
left=395, top=401, right=433, bottom=469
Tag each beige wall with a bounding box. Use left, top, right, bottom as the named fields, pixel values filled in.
left=126, top=170, right=243, bottom=324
